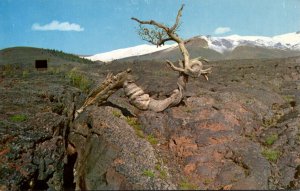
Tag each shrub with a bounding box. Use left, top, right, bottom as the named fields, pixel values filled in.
left=282, top=95, right=295, bottom=103
left=0, top=120, right=5, bottom=126
left=10, top=114, right=27, bottom=122
left=2, top=64, right=15, bottom=76
left=22, top=70, right=29, bottom=78
left=262, top=112, right=283, bottom=128
left=179, top=180, right=198, bottom=190
left=125, top=116, right=144, bottom=138
left=262, top=148, right=280, bottom=162
left=67, top=68, right=91, bottom=92
left=265, top=134, right=278, bottom=145
left=142, top=169, right=155, bottom=178
left=48, top=67, right=62, bottom=75
left=155, top=164, right=168, bottom=179
left=147, top=134, right=158, bottom=145
left=112, top=110, right=122, bottom=118
left=203, top=178, right=213, bottom=185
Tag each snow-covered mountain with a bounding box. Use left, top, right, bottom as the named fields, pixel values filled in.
left=85, top=44, right=176, bottom=62
left=85, top=32, right=300, bottom=62
left=203, top=32, right=300, bottom=53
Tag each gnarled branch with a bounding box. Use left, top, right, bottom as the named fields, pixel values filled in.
left=170, top=4, right=184, bottom=32
left=75, top=69, right=132, bottom=119
left=132, top=4, right=211, bottom=80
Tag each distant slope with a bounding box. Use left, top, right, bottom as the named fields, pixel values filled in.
left=0, top=47, right=99, bottom=66
left=225, top=46, right=300, bottom=60
left=122, top=37, right=224, bottom=61
left=122, top=38, right=300, bottom=62
left=122, top=39, right=300, bottom=62
left=87, top=32, right=300, bottom=62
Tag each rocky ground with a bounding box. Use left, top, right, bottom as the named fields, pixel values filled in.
left=0, top=56, right=299, bottom=190
left=0, top=68, right=85, bottom=190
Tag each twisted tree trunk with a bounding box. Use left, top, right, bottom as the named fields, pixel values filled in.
left=75, top=69, right=185, bottom=119
left=75, top=4, right=211, bottom=118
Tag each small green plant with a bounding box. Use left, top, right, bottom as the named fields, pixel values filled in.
left=265, top=134, right=278, bottom=146
left=125, top=116, right=144, bottom=138
left=262, top=112, right=283, bottom=128
left=155, top=164, right=168, bottom=179
left=282, top=95, right=295, bottom=103
left=112, top=110, right=122, bottom=118
left=179, top=179, right=198, bottom=190
left=262, top=148, right=280, bottom=162
left=147, top=134, right=158, bottom=145
left=2, top=64, right=15, bottom=76
left=245, top=99, right=254, bottom=105
left=135, top=129, right=144, bottom=138
left=67, top=68, right=91, bottom=92
left=142, top=169, right=155, bottom=178
left=48, top=67, right=61, bottom=75
left=125, top=116, right=139, bottom=127
left=0, top=120, right=5, bottom=126
left=203, top=178, right=213, bottom=185
left=10, top=114, right=27, bottom=122
left=184, top=107, right=193, bottom=113
left=22, top=70, right=29, bottom=78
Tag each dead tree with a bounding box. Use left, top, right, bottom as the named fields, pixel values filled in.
left=131, top=4, right=211, bottom=79
left=75, top=4, right=211, bottom=118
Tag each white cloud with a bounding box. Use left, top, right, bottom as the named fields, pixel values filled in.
left=214, top=27, right=231, bottom=35
left=32, top=20, right=84, bottom=32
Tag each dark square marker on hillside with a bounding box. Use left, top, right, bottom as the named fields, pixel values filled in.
left=35, top=60, right=48, bottom=70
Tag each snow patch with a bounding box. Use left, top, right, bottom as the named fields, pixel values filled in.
left=85, top=44, right=176, bottom=62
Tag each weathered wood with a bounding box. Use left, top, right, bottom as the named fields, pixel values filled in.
left=75, top=69, right=132, bottom=118
left=75, top=68, right=186, bottom=118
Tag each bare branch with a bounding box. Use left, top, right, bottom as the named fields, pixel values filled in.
left=166, top=60, right=185, bottom=72
left=201, top=67, right=212, bottom=74
left=131, top=5, right=185, bottom=47
left=131, top=17, right=169, bottom=32
left=170, top=4, right=184, bottom=32
left=75, top=69, right=131, bottom=119
left=157, top=38, right=173, bottom=46
left=193, top=56, right=210, bottom=63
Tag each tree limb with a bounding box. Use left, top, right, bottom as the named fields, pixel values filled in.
left=75, top=69, right=132, bottom=119
left=166, top=60, right=185, bottom=72
left=170, top=4, right=184, bottom=32
left=131, top=18, right=169, bottom=32
left=157, top=38, right=173, bottom=47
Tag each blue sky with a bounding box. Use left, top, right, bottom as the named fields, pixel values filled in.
left=1, top=0, right=300, bottom=55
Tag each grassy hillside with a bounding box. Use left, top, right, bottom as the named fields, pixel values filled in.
left=0, top=47, right=104, bottom=93
left=0, top=46, right=98, bottom=67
